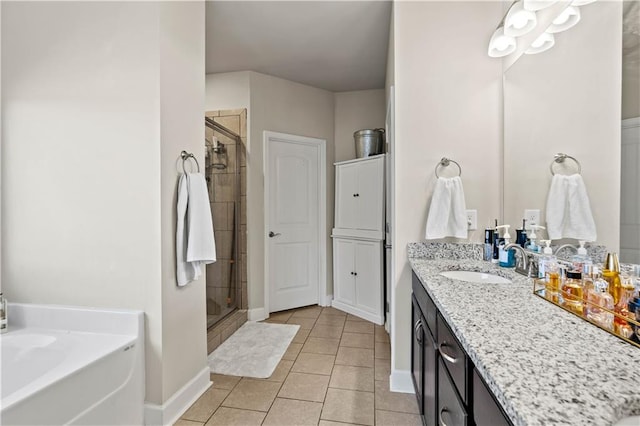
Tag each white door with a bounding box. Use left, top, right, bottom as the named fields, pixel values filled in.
left=354, top=240, right=382, bottom=315
left=356, top=160, right=384, bottom=232
left=266, top=133, right=325, bottom=313
left=335, top=163, right=359, bottom=229
left=333, top=238, right=356, bottom=304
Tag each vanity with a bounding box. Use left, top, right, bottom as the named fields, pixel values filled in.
left=409, top=243, right=640, bottom=426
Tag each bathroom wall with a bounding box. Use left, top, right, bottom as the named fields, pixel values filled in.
left=2, top=0, right=207, bottom=411
left=503, top=1, right=622, bottom=252
left=334, top=89, right=386, bottom=162
left=205, top=71, right=335, bottom=318
left=392, top=0, right=503, bottom=385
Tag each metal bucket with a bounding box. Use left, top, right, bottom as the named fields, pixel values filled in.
left=354, top=128, right=385, bottom=158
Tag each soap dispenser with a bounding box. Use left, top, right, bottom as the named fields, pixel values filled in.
left=527, top=225, right=545, bottom=253
left=538, top=240, right=554, bottom=279
left=516, top=219, right=528, bottom=248
left=571, top=241, right=592, bottom=273
left=497, top=225, right=515, bottom=268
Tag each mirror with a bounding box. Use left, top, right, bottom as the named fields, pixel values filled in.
left=503, top=1, right=639, bottom=263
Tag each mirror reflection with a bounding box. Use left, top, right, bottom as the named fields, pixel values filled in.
left=503, top=1, right=639, bottom=263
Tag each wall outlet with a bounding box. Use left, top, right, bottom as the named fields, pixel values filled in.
left=466, top=209, right=477, bottom=230
left=524, top=209, right=540, bottom=228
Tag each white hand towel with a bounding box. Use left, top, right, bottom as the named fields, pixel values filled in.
left=176, top=173, right=217, bottom=287
left=425, top=176, right=468, bottom=240
left=545, top=174, right=597, bottom=241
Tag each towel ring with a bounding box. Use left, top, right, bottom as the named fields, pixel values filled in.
left=435, top=157, right=462, bottom=178
left=180, top=151, right=200, bottom=173
left=550, top=153, right=581, bottom=175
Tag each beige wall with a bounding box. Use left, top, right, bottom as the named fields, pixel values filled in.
left=159, top=1, right=208, bottom=402
left=392, top=1, right=503, bottom=376
left=503, top=1, right=622, bottom=251
left=334, top=90, right=386, bottom=162
left=248, top=71, right=335, bottom=313
left=205, top=71, right=335, bottom=317
left=1, top=1, right=207, bottom=407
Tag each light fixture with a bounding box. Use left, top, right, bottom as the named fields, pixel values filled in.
left=504, top=1, right=538, bottom=37
left=523, top=0, right=559, bottom=11
left=488, top=26, right=517, bottom=58
left=571, top=0, right=596, bottom=6
left=546, top=5, right=580, bottom=33
left=525, top=31, right=555, bottom=54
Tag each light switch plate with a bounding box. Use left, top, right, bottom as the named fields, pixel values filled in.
left=466, top=209, right=477, bottom=230
left=524, top=209, right=540, bottom=227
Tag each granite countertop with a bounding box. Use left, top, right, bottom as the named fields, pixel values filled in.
left=408, top=243, right=640, bottom=426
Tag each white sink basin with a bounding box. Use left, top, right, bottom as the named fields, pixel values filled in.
left=440, top=270, right=511, bottom=284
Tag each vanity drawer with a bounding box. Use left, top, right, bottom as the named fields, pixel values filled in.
left=438, top=358, right=468, bottom=426
left=412, top=272, right=437, bottom=339
left=437, top=312, right=469, bottom=404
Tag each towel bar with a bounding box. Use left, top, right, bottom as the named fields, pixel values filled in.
left=435, top=157, right=462, bottom=178
left=550, top=153, right=581, bottom=175
left=180, top=151, right=200, bottom=173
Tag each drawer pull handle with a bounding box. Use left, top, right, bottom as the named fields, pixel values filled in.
left=439, top=342, right=458, bottom=364
left=414, top=319, right=423, bottom=344
left=439, top=408, right=450, bottom=426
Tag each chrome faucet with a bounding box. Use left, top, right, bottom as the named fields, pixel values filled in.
left=504, top=243, right=530, bottom=277
left=553, top=244, right=578, bottom=258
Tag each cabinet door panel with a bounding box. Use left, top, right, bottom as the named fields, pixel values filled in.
left=356, top=159, right=384, bottom=232
left=335, top=163, right=359, bottom=230
left=333, top=239, right=356, bottom=304
left=354, top=240, right=382, bottom=314
left=438, top=360, right=467, bottom=426
left=437, top=313, right=469, bottom=404
left=411, top=297, right=423, bottom=413
left=423, top=319, right=437, bottom=426
left=473, top=369, right=511, bottom=426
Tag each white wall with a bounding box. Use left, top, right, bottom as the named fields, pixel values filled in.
left=334, top=90, right=386, bottom=162
left=2, top=1, right=207, bottom=410
left=503, top=1, right=622, bottom=251
left=248, top=71, right=335, bottom=313
left=392, top=0, right=503, bottom=382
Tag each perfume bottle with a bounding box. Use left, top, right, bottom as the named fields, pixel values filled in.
left=545, top=258, right=560, bottom=303
left=562, top=271, right=584, bottom=315
left=614, top=274, right=635, bottom=339
left=602, top=252, right=621, bottom=304
left=582, top=264, right=595, bottom=307
left=587, top=274, right=614, bottom=330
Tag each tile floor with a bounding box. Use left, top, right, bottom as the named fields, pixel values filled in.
left=176, top=305, right=420, bottom=426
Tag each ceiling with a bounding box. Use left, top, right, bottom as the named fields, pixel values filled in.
left=205, top=1, right=392, bottom=92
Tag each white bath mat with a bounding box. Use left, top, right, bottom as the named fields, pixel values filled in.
left=208, top=321, right=299, bottom=378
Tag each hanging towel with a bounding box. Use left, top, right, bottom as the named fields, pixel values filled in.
left=176, top=172, right=216, bottom=286
left=545, top=174, right=597, bottom=241
left=425, top=176, right=468, bottom=239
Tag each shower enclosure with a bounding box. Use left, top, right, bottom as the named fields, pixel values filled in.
left=204, top=110, right=247, bottom=328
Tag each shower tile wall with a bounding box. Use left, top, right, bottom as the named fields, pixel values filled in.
left=205, top=109, right=248, bottom=329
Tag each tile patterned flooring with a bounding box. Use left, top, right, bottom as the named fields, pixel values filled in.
left=176, top=306, right=420, bottom=426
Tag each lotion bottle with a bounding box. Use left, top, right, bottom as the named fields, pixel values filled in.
left=497, top=225, right=515, bottom=268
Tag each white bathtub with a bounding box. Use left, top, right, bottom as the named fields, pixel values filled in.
left=0, top=303, right=144, bottom=425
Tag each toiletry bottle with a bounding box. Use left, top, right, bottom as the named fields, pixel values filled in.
left=582, top=263, right=595, bottom=309
left=602, top=252, right=621, bottom=305
left=492, top=219, right=500, bottom=264
left=544, top=259, right=560, bottom=303
left=497, top=225, right=515, bottom=268
left=587, top=272, right=614, bottom=330
left=538, top=240, right=553, bottom=279
left=614, top=274, right=635, bottom=338
left=0, top=293, right=7, bottom=334
left=571, top=241, right=592, bottom=273
left=526, top=225, right=545, bottom=253
left=484, top=224, right=494, bottom=262
left=561, top=271, right=584, bottom=315
left=516, top=219, right=528, bottom=248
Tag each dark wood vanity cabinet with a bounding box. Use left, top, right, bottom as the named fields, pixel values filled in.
left=412, top=271, right=512, bottom=426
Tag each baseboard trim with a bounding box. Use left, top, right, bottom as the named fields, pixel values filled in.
left=248, top=307, right=267, bottom=321
left=390, top=369, right=415, bottom=394
left=144, top=366, right=211, bottom=426
left=331, top=300, right=383, bottom=325
left=321, top=294, right=333, bottom=307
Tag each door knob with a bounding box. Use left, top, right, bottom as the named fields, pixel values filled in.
left=269, top=231, right=281, bottom=238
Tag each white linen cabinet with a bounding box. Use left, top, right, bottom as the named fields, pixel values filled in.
left=331, top=155, right=385, bottom=324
